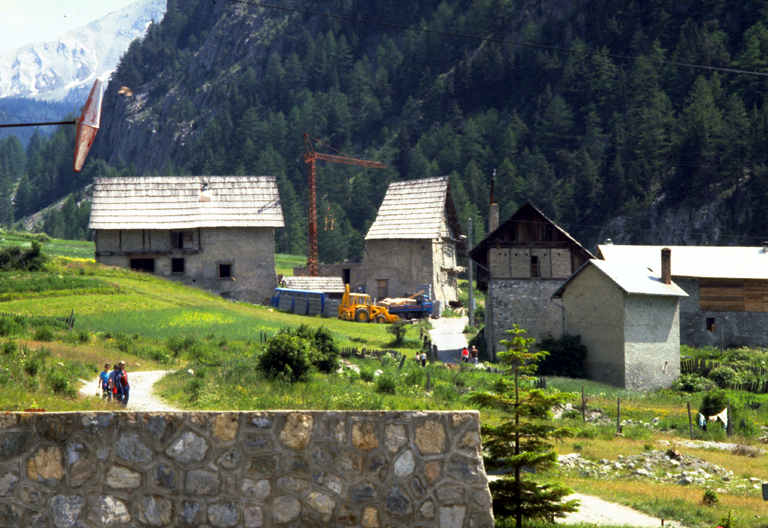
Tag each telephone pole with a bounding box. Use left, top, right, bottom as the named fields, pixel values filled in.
left=468, top=217, right=474, bottom=327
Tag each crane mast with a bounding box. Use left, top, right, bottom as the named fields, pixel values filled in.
left=302, top=133, right=387, bottom=276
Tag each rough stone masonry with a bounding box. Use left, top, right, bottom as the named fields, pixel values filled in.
left=0, top=411, right=493, bottom=528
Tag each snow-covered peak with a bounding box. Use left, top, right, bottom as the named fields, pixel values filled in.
left=0, top=0, right=166, bottom=101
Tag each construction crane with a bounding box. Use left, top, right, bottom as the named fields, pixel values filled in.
left=303, top=132, right=387, bottom=276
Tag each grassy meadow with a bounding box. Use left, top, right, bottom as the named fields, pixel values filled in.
left=5, top=232, right=768, bottom=526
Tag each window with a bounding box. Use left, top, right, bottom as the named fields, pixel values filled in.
left=130, top=258, right=155, bottom=273
left=171, top=258, right=185, bottom=274
left=377, top=279, right=388, bottom=299
left=530, top=256, right=540, bottom=278
left=219, top=263, right=232, bottom=279
left=706, top=318, right=716, bottom=332
left=171, top=231, right=194, bottom=249
left=342, top=268, right=351, bottom=285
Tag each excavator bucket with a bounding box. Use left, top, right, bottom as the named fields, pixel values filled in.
left=73, top=79, right=104, bottom=172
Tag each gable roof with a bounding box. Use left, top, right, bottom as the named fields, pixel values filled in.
left=282, top=276, right=346, bottom=294
left=470, top=200, right=594, bottom=260
left=598, top=245, right=768, bottom=280
left=89, top=176, right=284, bottom=230
left=553, top=259, right=688, bottom=298
left=365, top=176, right=464, bottom=247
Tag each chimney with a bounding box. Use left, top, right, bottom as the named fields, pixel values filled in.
left=606, top=238, right=613, bottom=245
left=488, top=169, right=499, bottom=232
left=763, top=241, right=768, bottom=253
left=489, top=204, right=499, bottom=233
left=661, top=248, right=672, bottom=285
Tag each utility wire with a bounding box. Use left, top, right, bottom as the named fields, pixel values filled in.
left=221, top=0, right=768, bottom=78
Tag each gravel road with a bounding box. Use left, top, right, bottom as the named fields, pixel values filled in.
left=428, top=315, right=469, bottom=363
left=558, top=493, right=683, bottom=527
left=78, top=370, right=180, bottom=411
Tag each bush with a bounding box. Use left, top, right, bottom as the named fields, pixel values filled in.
left=374, top=374, right=396, bottom=395
left=699, top=389, right=728, bottom=417
left=1, top=340, right=16, bottom=355
left=311, top=326, right=339, bottom=373
left=708, top=366, right=739, bottom=388
left=360, top=368, right=375, bottom=383
left=0, top=241, right=48, bottom=271
left=672, top=373, right=711, bottom=392
left=537, top=335, right=587, bottom=378
left=386, top=320, right=409, bottom=345
left=702, top=489, right=718, bottom=506
left=257, top=333, right=314, bottom=382
left=0, top=317, right=22, bottom=337
left=47, top=368, right=76, bottom=398
left=474, top=303, right=485, bottom=323
left=34, top=326, right=54, bottom=342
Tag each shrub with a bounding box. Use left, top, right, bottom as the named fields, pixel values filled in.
left=386, top=320, right=409, bottom=346
left=402, top=367, right=425, bottom=387
left=0, top=317, right=21, bottom=337
left=702, top=489, right=718, bottom=506
left=24, top=357, right=43, bottom=376
left=374, top=374, right=396, bottom=395
left=312, top=326, right=339, bottom=374
left=360, top=368, right=375, bottom=383
left=187, top=377, right=205, bottom=403
left=34, top=326, right=54, bottom=342
left=699, top=389, right=728, bottom=417
left=258, top=333, right=314, bottom=382
left=537, top=335, right=587, bottom=378
left=673, top=373, right=711, bottom=392
left=75, top=330, right=90, bottom=343
left=474, top=303, right=485, bottom=323
left=0, top=241, right=48, bottom=271
left=47, top=368, right=76, bottom=397
left=708, top=366, right=739, bottom=388
left=1, top=340, right=16, bottom=355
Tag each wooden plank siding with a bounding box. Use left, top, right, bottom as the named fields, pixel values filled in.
left=699, top=278, right=768, bottom=312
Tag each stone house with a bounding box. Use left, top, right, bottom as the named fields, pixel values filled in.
left=552, top=253, right=687, bottom=390
left=89, top=176, right=284, bottom=304
left=598, top=244, right=768, bottom=349
left=359, top=176, right=465, bottom=304
left=470, top=201, right=593, bottom=358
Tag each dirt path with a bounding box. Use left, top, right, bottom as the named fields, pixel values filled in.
left=79, top=370, right=180, bottom=411
left=428, top=315, right=469, bottom=363
left=558, top=493, right=683, bottom=527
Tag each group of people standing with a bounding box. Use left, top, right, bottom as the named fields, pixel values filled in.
left=98, top=361, right=130, bottom=406
left=461, top=346, right=479, bottom=365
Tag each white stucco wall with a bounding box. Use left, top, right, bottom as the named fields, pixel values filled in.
left=623, top=295, right=681, bottom=390
left=562, top=265, right=626, bottom=387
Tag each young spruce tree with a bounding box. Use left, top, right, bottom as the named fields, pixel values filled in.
left=470, top=324, right=579, bottom=527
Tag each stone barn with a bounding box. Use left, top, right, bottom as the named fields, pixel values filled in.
left=89, top=176, right=284, bottom=304
left=470, top=200, right=593, bottom=359
left=599, top=244, right=768, bottom=349
left=359, top=176, right=465, bottom=304
left=552, top=254, right=687, bottom=390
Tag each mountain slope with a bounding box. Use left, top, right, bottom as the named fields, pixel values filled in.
left=0, top=0, right=166, bottom=101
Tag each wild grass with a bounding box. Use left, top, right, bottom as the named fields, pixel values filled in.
left=275, top=253, right=306, bottom=277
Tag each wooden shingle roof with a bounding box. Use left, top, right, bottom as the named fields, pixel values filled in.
left=283, top=276, right=346, bottom=294
left=89, top=176, right=284, bottom=230
left=365, top=176, right=462, bottom=242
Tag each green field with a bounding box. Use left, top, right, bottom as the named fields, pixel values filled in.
left=4, top=233, right=768, bottom=527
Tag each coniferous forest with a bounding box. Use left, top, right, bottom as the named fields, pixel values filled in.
left=4, top=0, right=768, bottom=257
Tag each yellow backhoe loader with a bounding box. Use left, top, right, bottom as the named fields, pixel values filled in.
left=338, top=285, right=400, bottom=323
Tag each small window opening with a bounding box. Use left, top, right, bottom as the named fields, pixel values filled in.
left=130, top=258, right=155, bottom=273
left=171, top=258, right=185, bottom=274
left=706, top=317, right=716, bottom=332
left=530, top=256, right=540, bottom=278
left=342, top=268, right=351, bottom=285
left=377, top=279, right=388, bottom=299
left=219, top=263, right=232, bottom=279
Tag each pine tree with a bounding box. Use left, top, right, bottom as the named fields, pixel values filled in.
left=470, top=324, right=579, bottom=527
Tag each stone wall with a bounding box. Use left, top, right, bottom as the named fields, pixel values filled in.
left=488, top=279, right=565, bottom=355
left=0, top=411, right=493, bottom=528
left=96, top=227, right=278, bottom=304
left=676, top=278, right=768, bottom=349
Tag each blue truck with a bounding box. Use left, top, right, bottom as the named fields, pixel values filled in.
left=380, top=292, right=434, bottom=319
